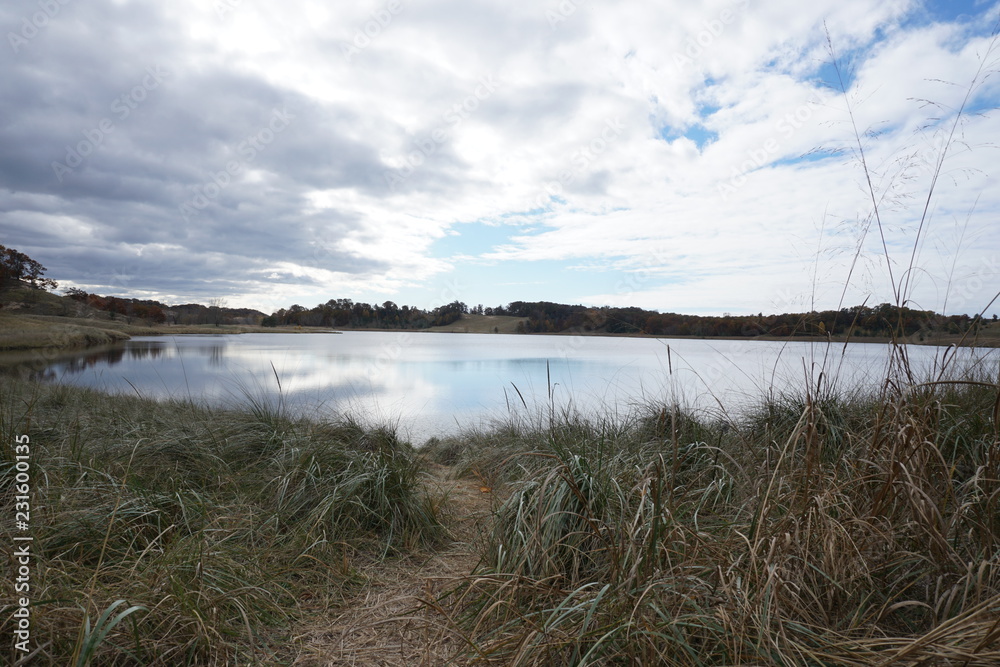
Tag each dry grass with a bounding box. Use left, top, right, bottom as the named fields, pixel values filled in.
left=426, top=315, right=527, bottom=334
left=0, top=312, right=131, bottom=351
left=0, top=378, right=447, bottom=665
left=416, top=362, right=1000, bottom=665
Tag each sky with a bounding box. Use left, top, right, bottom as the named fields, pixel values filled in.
left=1, top=0, right=998, bottom=318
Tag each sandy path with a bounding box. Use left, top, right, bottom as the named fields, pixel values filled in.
left=293, top=465, right=492, bottom=666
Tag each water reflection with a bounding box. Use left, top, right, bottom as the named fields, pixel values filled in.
left=127, top=341, right=166, bottom=360
left=14, top=340, right=221, bottom=379
left=1, top=332, right=992, bottom=442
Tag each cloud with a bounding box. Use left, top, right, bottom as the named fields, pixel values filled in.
left=1, top=0, right=997, bottom=315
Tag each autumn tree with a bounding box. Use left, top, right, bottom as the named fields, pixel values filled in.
left=0, top=245, right=58, bottom=290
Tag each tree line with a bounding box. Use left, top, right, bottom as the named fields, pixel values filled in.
left=63, top=290, right=263, bottom=326
left=264, top=299, right=470, bottom=328
left=265, top=298, right=989, bottom=339
left=38, top=288, right=1000, bottom=339
left=504, top=301, right=992, bottom=339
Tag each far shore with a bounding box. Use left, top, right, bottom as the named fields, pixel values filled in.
left=2, top=310, right=997, bottom=355
left=0, top=312, right=339, bottom=353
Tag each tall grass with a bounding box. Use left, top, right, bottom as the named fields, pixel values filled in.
left=0, top=376, right=444, bottom=665
left=424, top=370, right=1000, bottom=665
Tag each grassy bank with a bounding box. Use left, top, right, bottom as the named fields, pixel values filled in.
left=0, top=312, right=335, bottom=352
left=417, top=351, right=1000, bottom=665
left=0, top=377, right=445, bottom=665
left=0, top=313, right=131, bottom=351
left=2, top=346, right=999, bottom=664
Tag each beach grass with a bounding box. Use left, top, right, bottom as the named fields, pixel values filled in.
left=419, top=351, right=1000, bottom=665
left=0, top=376, right=446, bottom=665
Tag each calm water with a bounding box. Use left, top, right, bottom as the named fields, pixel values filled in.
left=7, top=332, right=991, bottom=443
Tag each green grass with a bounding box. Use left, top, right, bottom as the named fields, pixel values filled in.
left=0, top=377, right=445, bottom=665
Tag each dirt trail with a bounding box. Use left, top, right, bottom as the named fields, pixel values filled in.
left=295, top=465, right=492, bottom=666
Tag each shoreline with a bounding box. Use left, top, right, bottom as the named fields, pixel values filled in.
left=0, top=312, right=339, bottom=352
left=2, top=311, right=996, bottom=354
left=416, top=327, right=999, bottom=347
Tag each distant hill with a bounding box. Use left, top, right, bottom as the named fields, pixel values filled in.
left=0, top=280, right=97, bottom=317
left=498, top=300, right=996, bottom=342
left=58, top=289, right=266, bottom=326
left=0, top=283, right=270, bottom=351
left=426, top=314, right=526, bottom=333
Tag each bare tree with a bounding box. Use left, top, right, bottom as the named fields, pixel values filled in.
left=208, top=297, right=227, bottom=327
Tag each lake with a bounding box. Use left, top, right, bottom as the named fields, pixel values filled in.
left=8, top=332, right=991, bottom=443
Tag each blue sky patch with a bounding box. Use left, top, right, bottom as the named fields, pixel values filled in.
left=815, top=57, right=859, bottom=93
left=920, top=0, right=993, bottom=25
left=431, top=221, right=524, bottom=259
left=658, top=125, right=719, bottom=149
left=771, top=149, right=840, bottom=168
